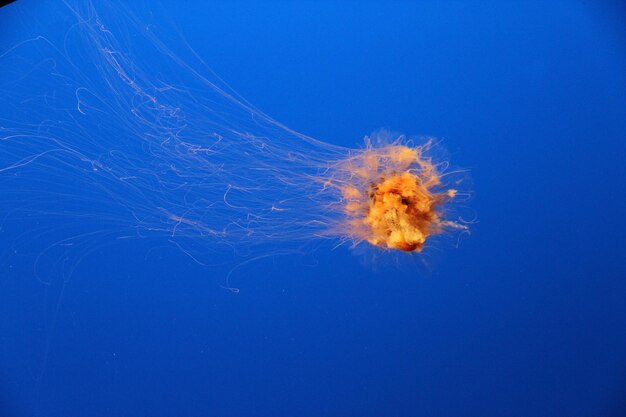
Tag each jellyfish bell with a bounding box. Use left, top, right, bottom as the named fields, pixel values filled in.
left=328, top=132, right=469, bottom=254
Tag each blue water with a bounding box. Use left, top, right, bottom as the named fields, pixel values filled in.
left=1, top=1, right=626, bottom=416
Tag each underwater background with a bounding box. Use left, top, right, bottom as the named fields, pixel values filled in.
left=1, top=1, right=626, bottom=416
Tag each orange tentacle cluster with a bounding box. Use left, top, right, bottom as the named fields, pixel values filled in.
left=340, top=143, right=457, bottom=252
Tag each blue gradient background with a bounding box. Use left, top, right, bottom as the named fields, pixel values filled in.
left=1, top=1, right=625, bottom=416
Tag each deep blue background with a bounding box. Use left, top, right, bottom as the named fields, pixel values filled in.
left=1, top=1, right=626, bottom=416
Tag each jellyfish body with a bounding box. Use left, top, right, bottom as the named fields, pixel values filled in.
left=334, top=141, right=462, bottom=252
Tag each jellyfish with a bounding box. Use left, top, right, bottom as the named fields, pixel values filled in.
left=0, top=1, right=470, bottom=275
